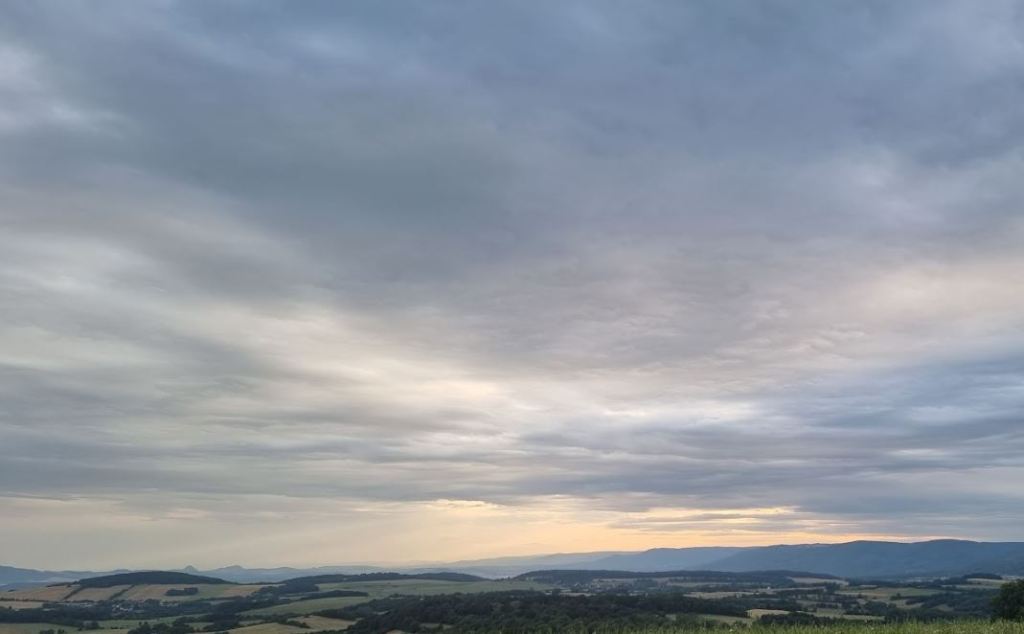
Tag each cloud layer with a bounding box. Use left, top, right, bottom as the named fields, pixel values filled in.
left=1, top=0, right=1023, bottom=568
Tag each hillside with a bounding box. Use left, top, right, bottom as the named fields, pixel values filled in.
left=280, top=572, right=485, bottom=584
left=501, top=539, right=1024, bottom=578
left=77, top=571, right=232, bottom=587
left=5, top=539, right=1024, bottom=588
left=583, top=547, right=746, bottom=571
left=0, top=566, right=122, bottom=589
left=703, top=540, right=1024, bottom=578
left=515, top=568, right=839, bottom=584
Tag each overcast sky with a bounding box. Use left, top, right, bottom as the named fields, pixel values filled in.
left=2, top=0, right=1023, bottom=570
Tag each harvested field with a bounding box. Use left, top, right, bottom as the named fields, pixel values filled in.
left=0, top=586, right=74, bottom=602
left=117, top=584, right=263, bottom=602
left=295, top=616, right=355, bottom=631
left=0, top=600, right=44, bottom=610
left=748, top=608, right=791, bottom=618
left=67, top=586, right=131, bottom=602
left=225, top=617, right=353, bottom=634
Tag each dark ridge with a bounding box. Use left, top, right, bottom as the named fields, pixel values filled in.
left=281, top=571, right=485, bottom=584
left=76, top=571, right=232, bottom=587
left=515, top=569, right=841, bottom=584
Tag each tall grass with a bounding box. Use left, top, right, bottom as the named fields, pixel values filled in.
left=478, top=622, right=1024, bottom=634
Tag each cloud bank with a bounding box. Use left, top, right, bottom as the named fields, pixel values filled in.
left=1, top=0, right=1023, bottom=568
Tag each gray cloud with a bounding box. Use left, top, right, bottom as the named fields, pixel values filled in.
left=1, top=0, right=1023, bottom=567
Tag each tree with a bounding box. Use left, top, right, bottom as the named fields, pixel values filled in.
left=993, top=580, right=1024, bottom=621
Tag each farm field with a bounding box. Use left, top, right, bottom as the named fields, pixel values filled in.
left=0, top=600, right=44, bottom=610
left=224, top=616, right=352, bottom=634
left=116, top=584, right=264, bottom=602
left=0, top=624, right=77, bottom=634
left=3, top=569, right=1018, bottom=634
left=66, top=587, right=131, bottom=602
left=96, top=618, right=183, bottom=629
left=623, top=624, right=1024, bottom=634
left=1, top=587, right=74, bottom=603
left=242, top=595, right=369, bottom=616
left=245, top=578, right=551, bottom=616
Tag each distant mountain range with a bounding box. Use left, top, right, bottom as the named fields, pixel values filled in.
left=4, top=539, right=1023, bottom=588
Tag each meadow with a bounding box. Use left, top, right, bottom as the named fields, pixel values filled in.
left=590, top=624, right=1024, bottom=634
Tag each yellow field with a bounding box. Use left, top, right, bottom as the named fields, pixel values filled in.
left=68, top=586, right=132, bottom=602
left=295, top=616, right=355, bottom=631
left=116, top=584, right=265, bottom=602
left=0, top=586, right=75, bottom=602
left=698, top=613, right=752, bottom=625
left=0, top=600, right=44, bottom=610
left=790, top=577, right=849, bottom=586
left=226, top=617, right=352, bottom=634
left=748, top=608, right=792, bottom=618
left=813, top=608, right=883, bottom=621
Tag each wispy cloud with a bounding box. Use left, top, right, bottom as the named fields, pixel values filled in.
left=1, top=0, right=1023, bottom=569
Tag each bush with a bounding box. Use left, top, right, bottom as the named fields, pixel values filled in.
left=992, top=580, right=1024, bottom=621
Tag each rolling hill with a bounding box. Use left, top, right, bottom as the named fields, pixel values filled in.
left=76, top=571, right=232, bottom=587
left=5, top=539, right=1024, bottom=587
left=702, top=540, right=1024, bottom=578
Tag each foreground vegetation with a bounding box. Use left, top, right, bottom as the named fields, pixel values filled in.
left=608, top=625, right=1024, bottom=634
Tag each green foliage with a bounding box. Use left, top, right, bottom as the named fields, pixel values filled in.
left=993, top=580, right=1024, bottom=621
left=322, top=590, right=746, bottom=633
left=165, top=589, right=199, bottom=598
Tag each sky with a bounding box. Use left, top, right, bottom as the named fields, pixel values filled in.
left=1, top=0, right=1023, bottom=570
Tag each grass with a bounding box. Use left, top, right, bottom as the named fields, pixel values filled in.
left=498, top=623, right=1024, bottom=634
left=6, top=619, right=1023, bottom=634
left=0, top=625, right=79, bottom=634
